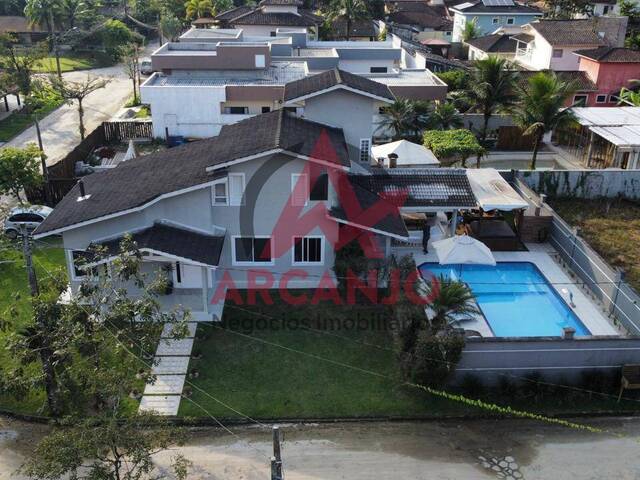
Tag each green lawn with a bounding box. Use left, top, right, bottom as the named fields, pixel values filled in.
left=181, top=290, right=640, bottom=420
left=0, top=101, right=62, bottom=142
left=0, top=239, right=67, bottom=414
left=32, top=56, right=98, bottom=73
left=549, top=198, right=640, bottom=292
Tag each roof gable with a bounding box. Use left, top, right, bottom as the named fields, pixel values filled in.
left=284, top=69, right=395, bottom=103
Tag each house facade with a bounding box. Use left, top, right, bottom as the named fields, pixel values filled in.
left=513, top=17, right=628, bottom=71
left=140, top=28, right=447, bottom=139
left=450, top=0, right=541, bottom=43
left=575, top=47, right=640, bottom=106
left=214, top=0, right=321, bottom=39
left=464, top=33, right=516, bottom=61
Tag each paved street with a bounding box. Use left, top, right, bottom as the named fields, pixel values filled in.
left=1, top=64, right=133, bottom=166
left=2, top=417, right=640, bottom=479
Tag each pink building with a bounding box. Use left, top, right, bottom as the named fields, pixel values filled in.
left=575, top=47, right=640, bottom=107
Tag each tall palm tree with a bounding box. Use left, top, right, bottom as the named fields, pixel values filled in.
left=376, top=99, right=432, bottom=141
left=463, top=56, right=517, bottom=166
left=326, top=0, right=370, bottom=41
left=184, top=0, right=213, bottom=20
left=513, top=71, right=577, bottom=170
left=25, top=0, right=62, bottom=45
left=430, top=102, right=463, bottom=130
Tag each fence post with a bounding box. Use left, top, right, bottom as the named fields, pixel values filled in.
left=609, top=268, right=625, bottom=318
left=569, top=227, right=580, bottom=274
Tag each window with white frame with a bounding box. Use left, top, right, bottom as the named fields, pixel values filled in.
left=506, top=17, right=515, bottom=24
left=492, top=17, right=499, bottom=24
left=68, top=250, right=96, bottom=280
left=573, top=94, right=588, bottom=106
left=596, top=94, right=607, bottom=103
left=223, top=106, right=249, bottom=114
left=233, top=237, right=272, bottom=264
left=291, top=173, right=308, bottom=206
left=293, top=236, right=323, bottom=264
left=255, top=54, right=266, bottom=68
left=552, top=49, right=563, bottom=58
left=229, top=173, right=245, bottom=206
left=359, top=138, right=371, bottom=163
left=212, top=179, right=228, bottom=205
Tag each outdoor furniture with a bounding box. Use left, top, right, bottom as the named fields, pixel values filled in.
left=432, top=234, right=496, bottom=266
left=466, top=219, right=523, bottom=251
left=618, top=364, right=640, bottom=402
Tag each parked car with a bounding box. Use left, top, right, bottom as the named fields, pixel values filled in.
left=3, top=205, right=53, bottom=239
left=140, top=58, right=153, bottom=75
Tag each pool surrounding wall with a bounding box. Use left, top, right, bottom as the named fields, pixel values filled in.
left=454, top=337, right=640, bottom=384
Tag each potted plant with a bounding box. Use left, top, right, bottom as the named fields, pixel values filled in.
left=188, top=367, right=199, bottom=379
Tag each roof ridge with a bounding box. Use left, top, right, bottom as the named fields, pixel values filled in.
left=335, top=68, right=342, bottom=84
left=274, top=109, right=284, bottom=147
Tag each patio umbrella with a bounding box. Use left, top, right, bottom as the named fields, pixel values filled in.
left=122, top=139, right=139, bottom=162
left=432, top=235, right=496, bottom=266
left=371, top=140, right=439, bottom=167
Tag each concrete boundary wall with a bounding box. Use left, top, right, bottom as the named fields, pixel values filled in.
left=519, top=169, right=640, bottom=200
left=455, top=337, right=640, bottom=384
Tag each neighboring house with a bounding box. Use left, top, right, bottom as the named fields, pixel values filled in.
left=513, top=17, right=628, bottom=71
left=324, top=19, right=378, bottom=41
left=215, top=0, right=322, bottom=39
left=575, top=47, right=640, bottom=106
left=382, top=0, right=454, bottom=43
left=141, top=28, right=447, bottom=138
left=517, top=70, right=598, bottom=107
left=450, top=0, right=541, bottom=43
left=0, top=15, right=49, bottom=44
left=465, top=33, right=517, bottom=61
left=569, top=0, right=619, bottom=18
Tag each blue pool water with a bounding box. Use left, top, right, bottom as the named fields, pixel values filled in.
left=418, top=262, right=590, bottom=337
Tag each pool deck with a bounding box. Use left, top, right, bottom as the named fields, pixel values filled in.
left=395, top=241, right=619, bottom=338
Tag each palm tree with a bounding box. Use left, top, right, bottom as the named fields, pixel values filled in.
left=513, top=71, right=577, bottom=170
left=461, top=18, right=480, bottom=42
left=377, top=99, right=432, bottom=141
left=184, top=0, right=213, bottom=20
left=25, top=0, right=62, bottom=46
left=618, top=85, right=640, bottom=106
left=326, top=0, right=370, bottom=41
left=420, top=276, right=480, bottom=334
left=430, top=102, right=463, bottom=130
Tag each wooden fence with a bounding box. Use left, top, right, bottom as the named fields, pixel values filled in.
left=26, top=121, right=153, bottom=206
left=103, top=121, right=153, bottom=142
left=496, top=126, right=536, bottom=151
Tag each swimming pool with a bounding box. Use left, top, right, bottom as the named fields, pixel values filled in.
left=418, top=262, right=590, bottom=337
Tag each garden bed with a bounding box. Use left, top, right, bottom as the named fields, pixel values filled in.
left=549, top=198, right=640, bottom=292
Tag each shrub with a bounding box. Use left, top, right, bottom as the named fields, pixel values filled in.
left=423, top=129, right=484, bottom=166
left=25, top=81, right=63, bottom=113
left=406, top=330, right=465, bottom=388
left=436, top=69, right=469, bottom=91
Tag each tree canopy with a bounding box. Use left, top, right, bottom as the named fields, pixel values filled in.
left=423, top=129, right=484, bottom=166
left=0, top=144, right=43, bottom=202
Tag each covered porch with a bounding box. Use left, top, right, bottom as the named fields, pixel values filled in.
left=81, top=221, right=226, bottom=322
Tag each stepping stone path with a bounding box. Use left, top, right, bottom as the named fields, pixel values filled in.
left=138, top=322, right=199, bottom=416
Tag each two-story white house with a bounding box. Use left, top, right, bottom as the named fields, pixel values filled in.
left=513, top=17, right=628, bottom=71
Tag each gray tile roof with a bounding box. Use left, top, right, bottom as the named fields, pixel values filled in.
left=466, top=34, right=516, bottom=53
left=284, top=68, right=395, bottom=101
left=574, top=47, right=640, bottom=63
left=83, top=222, right=225, bottom=266
left=34, top=111, right=349, bottom=236
left=229, top=9, right=318, bottom=26
left=517, top=70, right=598, bottom=92
left=387, top=10, right=452, bottom=30
left=215, top=6, right=252, bottom=22
left=530, top=19, right=608, bottom=46
left=348, top=169, right=477, bottom=208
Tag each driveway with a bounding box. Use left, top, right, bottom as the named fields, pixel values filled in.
left=1, top=64, right=133, bottom=167
left=2, top=417, right=640, bottom=479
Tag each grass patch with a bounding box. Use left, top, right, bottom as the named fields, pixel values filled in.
left=0, top=238, right=66, bottom=414
left=32, top=55, right=98, bottom=73
left=181, top=289, right=640, bottom=420
left=549, top=197, right=640, bottom=292
left=0, top=101, right=62, bottom=142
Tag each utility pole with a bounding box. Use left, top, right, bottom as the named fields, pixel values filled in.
left=34, top=114, right=50, bottom=205
left=21, top=224, right=39, bottom=297
left=271, top=426, right=284, bottom=480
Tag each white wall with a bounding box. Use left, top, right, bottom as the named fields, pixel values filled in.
left=549, top=46, right=583, bottom=70
left=337, top=58, right=399, bottom=74
left=141, top=82, right=228, bottom=138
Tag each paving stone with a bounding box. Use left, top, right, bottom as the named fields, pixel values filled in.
left=139, top=395, right=181, bottom=416
left=161, top=322, right=197, bottom=338
left=155, top=338, right=194, bottom=356
left=144, top=375, right=185, bottom=395
left=152, top=356, right=190, bottom=374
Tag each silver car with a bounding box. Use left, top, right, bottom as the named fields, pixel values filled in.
left=139, top=59, right=153, bottom=75
left=3, top=205, right=53, bottom=239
